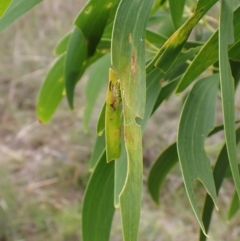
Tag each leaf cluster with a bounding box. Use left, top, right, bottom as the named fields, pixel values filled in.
left=1, top=0, right=240, bottom=240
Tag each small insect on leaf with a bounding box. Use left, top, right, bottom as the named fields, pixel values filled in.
left=105, top=68, right=122, bottom=162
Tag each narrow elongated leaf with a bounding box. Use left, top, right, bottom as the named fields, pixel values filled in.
left=146, top=0, right=217, bottom=74
left=229, top=40, right=240, bottom=61
left=200, top=128, right=240, bottom=241
left=148, top=143, right=178, bottom=204
left=176, top=5, right=240, bottom=93
left=114, top=142, right=127, bottom=207
left=82, top=152, right=115, bottom=241
left=114, top=68, right=162, bottom=208
left=228, top=191, right=239, bottom=220
left=89, top=134, right=105, bottom=171
left=0, top=0, right=43, bottom=32
left=53, top=31, right=72, bottom=56
left=37, top=54, right=65, bottom=123
left=177, top=75, right=219, bottom=235
left=105, top=68, right=122, bottom=162
left=84, top=54, right=110, bottom=131
left=74, top=0, right=119, bottom=57
left=65, top=27, right=88, bottom=109
left=219, top=0, right=240, bottom=200
left=111, top=0, right=154, bottom=240
left=97, top=103, right=106, bottom=136
left=169, top=0, right=185, bottom=29
left=0, top=0, right=12, bottom=17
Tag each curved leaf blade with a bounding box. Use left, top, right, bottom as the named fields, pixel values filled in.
left=200, top=128, right=240, bottom=241
left=148, top=143, right=178, bottom=205
left=82, top=152, right=115, bottom=241
left=37, top=54, right=65, bottom=123
left=177, top=75, right=219, bottom=235
left=219, top=0, right=240, bottom=200
left=65, top=27, right=88, bottom=109
left=53, top=31, right=72, bottom=56
left=228, top=191, right=239, bottom=220
left=75, top=0, right=119, bottom=57
left=0, top=0, right=43, bottom=32
left=89, top=134, right=105, bottom=171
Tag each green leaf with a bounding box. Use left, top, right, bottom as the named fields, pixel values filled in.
left=114, top=142, right=127, bottom=207
left=88, top=135, right=105, bottom=171
left=146, top=0, right=218, bottom=74
left=229, top=40, right=240, bottom=61
left=74, top=0, right=119, bottom=57
left=177, top=75, right=219, bottom=235
left=219, top=0, right=240, bottom=200
left=37, top=54, right=65, bottom=123
left=169, top=0, right=186, bottom=29
left=111, top=0, right=154, bottom=240
left=65, top=27, right=88, bottom=109
left=82, top=152, right=115, bottom=241
left=0, top=0, right=12, bottom=17
left=148, top=143, right=178, bottom=205
left=199, top=128, right=240, bottom=241
left=0, top=0, right=43, bottom=32
left=146, top=29, right=167, bottom=46
left=228, top=191, right=239, bottom=220
left=176, top=5, right=240, bottom=93
left=84, top=54, right=110, bottom=131
left=53, top=31, right=72, bottom=56
left=97, top=103, right=106, bottom=136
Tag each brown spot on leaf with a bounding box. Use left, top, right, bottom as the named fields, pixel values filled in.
left=131, top=53, right=136, bottom=75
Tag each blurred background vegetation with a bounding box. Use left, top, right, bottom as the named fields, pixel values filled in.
left=0, top=0, right=240, bottom=240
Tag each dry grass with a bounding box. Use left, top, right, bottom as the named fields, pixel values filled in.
left=0, top=1, right=240, bottom=240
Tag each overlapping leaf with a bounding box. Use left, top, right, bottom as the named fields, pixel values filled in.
left=177, top=75, right=219, bottom=235
left=176, top=5, right=240, bottom=93
left=0, top=0, right=43, bottom=32
left=146, top=0, right=218, bottom=74
left=111, top=0, right=154, bottom=240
